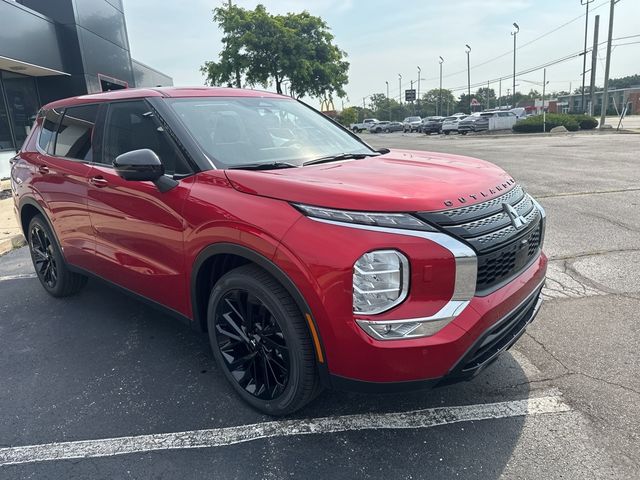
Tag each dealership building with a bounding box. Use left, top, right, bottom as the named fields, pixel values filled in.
left=0, top=0, right=173, bottom=178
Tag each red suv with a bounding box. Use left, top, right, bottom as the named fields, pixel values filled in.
left=10, top=87, right=547, bottom=415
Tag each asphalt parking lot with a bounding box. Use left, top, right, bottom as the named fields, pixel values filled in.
left=1, top=131, right=639, bottom=479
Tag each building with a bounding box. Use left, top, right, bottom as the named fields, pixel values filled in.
left=552, top=87, right=640, bottom=116
left=0, top=0, right=173, bottom=178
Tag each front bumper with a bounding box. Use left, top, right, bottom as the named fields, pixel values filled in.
left=329, top=278, right=544, bottom=393
left=326, top=254, right=547, bottom=392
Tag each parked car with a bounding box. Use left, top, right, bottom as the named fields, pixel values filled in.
left=369, top=121, right=390, bottom=133
left=457, top=112, right=486, bottom=134
left=441, top=116, right=467, bottom=135
left=420, top=116, right=445, bottom=134
left=370, top=121, right=404, bottom=133
left=12, top=87, right=547, bottom=415
left=350, top=118, right=379, bottom=133
left=402, top=116, right=422, bottom=132
left=509, top=107, right=527, bottom=119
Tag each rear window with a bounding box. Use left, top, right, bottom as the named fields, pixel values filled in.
left=55, top=104, right=99, bottom=161
left=37, top=108, right=63, bottom=154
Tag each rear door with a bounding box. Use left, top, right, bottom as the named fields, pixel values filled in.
left=86, top=99, right=194, bottom=315
left=32, top=105, right=98, bottom=268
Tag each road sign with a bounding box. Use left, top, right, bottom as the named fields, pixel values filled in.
left=405, top=89, right=416, bottom=102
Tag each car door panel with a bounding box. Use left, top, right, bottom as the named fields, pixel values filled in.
left=85, top=100, right=193, bottom=316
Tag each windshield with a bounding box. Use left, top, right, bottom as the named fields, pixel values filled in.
left=406, top=116, right=420, bottom=122
left=166, top=97, right=372, bottom=168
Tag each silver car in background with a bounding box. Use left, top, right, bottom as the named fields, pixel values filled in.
left=441, top=116, right=467, bottom=135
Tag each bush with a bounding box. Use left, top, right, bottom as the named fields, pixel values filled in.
left=572, top=114, right=599, bottom=130
left=513, top=113, right=579, bottom=133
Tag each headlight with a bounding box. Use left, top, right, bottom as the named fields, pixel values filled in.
left=294, top=204, right=435, bottom=231
left=353, top=250, right=409, bottom=314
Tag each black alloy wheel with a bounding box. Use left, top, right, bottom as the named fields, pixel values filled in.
left=208, top=265, right=320, bottom=415
left=214, top=288, right=289, bottom=400
left=27, top=215, right=87, bottom=297
left=30, top=223, right=57, bottom=289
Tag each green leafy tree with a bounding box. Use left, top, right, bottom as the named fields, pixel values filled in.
left=336, top=107, right=358, bottom=126
left=201, top=4, right=349, bottom=100
left=421, top=89, right=455, bottom=116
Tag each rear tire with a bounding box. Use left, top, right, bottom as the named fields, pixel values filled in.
left=27, top=215, right=87, bottom=297
left=207, top=265, right=321, bottom=416
left=444, top=130, right=450, bottom=135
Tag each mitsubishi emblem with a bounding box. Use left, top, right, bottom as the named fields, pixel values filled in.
left=503, top=203, right=527, bottom=229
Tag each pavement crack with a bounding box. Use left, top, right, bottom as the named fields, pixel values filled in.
left=536, top=187, right=640, bottom=199
left=525, top=331, right=571, bottom=372
left=575, top=372, right=640, bottom=397
left=548, top=247, right=640, bottom=262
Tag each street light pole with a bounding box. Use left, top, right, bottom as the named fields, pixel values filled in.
left=511, top=22, right=519, bottom=108
left=438, top=56, right=444, bottom=116
left=386, top=81, right=390, bottom=121
left=465, top=45, right=471, bottom=113
left=581, top=0, right=595, bottom=113
left=398, top=74, right=402, bottom=105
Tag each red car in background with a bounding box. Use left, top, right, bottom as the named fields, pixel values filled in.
left=10, top=87, right=546, bottom=415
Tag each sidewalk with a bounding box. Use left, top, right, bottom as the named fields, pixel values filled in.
left=0, top=180, right=24, bottom=255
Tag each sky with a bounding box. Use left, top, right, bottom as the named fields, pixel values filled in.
left=124, top=0, right=640, bottom=107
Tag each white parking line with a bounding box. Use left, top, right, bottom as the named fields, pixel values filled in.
left=0, top=393, right=570, bottom=467
left=0, top=273, right=36, bottom=282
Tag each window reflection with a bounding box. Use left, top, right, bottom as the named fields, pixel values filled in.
left=2, top=71, right=39, bottom=148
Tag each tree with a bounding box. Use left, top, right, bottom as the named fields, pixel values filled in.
left=201, top=4, right=349, bottom=101
left=421, top=89, right=455, bottom=116
left=336, top=107, right=358, bottom=127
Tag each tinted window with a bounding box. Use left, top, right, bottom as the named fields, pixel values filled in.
left=55, top=105, right=99, bottom=161
left=103, top=100, right=190, bottom=175
left=38, top=108, right=63, bottom=154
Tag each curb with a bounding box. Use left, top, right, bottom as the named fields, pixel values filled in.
left=0, top=234, right=26, bottom=256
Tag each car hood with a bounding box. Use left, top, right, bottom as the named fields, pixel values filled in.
left=222, top=150, right=515, bottom=212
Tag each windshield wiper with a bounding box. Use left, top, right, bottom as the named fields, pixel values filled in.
left=303, top=152, right=380, bottom=166
left=227, top=162, right=299, bottom=170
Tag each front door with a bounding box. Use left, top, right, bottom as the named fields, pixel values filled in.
left=86, top=99, right=194, bottom=316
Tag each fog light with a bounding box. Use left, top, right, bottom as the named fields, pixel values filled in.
left=353, top=250, right=409, bottom=314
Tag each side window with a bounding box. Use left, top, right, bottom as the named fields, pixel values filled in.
left=38, top=108, right=63, bottom=154
left=54, top=105, right=99, bottom=161
left=103, top=100, right=190, bottom=175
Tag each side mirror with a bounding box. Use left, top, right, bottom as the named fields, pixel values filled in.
left=113, top=149, right=177, bottom=192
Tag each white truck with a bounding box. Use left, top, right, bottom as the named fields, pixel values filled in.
left=350, top=118, right=379, bottom=133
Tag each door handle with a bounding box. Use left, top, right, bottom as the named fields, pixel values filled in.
left=90, top=176, right=108, bottom=188
left=38, top=165, right=49, bottom=175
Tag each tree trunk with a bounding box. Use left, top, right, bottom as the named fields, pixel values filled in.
left=235, top=67, right=241, bottom=88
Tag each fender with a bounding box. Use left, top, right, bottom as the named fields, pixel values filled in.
left=190, top=242, right=329, bottom=374
left=17, top=196, right=61, bottom=254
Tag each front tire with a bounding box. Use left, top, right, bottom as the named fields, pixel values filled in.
left=207, top=265, right=320, bottom=415
left=28, top=215, right=87, bottom=297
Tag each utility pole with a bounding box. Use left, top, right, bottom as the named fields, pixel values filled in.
left=487, top=81, right=490, bottom=110
left=465, top=45, right=471, bottom=113
left=362, top=97, right=366, bottom=121
left=386, top=81, right=390, bottom=121
left=398, top=74, right=402, bottom=105
left=411, top=80, right=415, bottom=114
left=417, top=66, right=421, bottom=110
left=589, top=15, right=600, bottom=115
left=542, top=68, right=547, bottom=132
left=581, top=0, right=595, bottom=113
left=600, top=0, right=617, bottom=128
left=511, top=23, right=520, bottom=108
left=499, top=78, right=502, bottom=108
left=438, top=56, right=444, bottom=116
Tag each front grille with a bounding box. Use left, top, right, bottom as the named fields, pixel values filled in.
left=416, top=185, right=543, bottom=295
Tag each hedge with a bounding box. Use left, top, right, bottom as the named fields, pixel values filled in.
left=572, top=114, right=599, bottom=130
left=513, top=114, right=579, bottom=133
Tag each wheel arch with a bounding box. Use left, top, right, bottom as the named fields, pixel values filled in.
left=190, top=243, right=327, bottom=367
left=18, top=197, right=61, bottom=251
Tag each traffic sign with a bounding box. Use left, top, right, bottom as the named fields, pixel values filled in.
left=405, top=89, right=416, bottom=102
